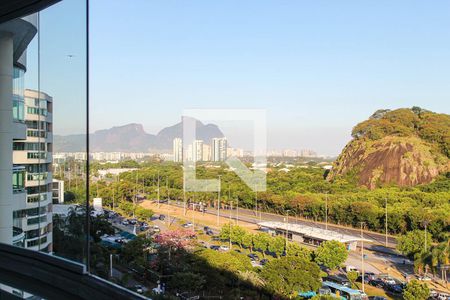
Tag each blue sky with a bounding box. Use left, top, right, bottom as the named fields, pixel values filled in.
left=28, top=0, right=450, bottom=155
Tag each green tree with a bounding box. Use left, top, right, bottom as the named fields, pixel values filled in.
left=241, top=232, right=254, bottom=252
left=286, top=242, right=311, bottom=260
left=346, top=270, right=359, bottom=288
left=253, top=233, right=271, bottom=257
left=268, top=235, right=285, bottom=257
left=260, top=256, right=321, bottom=299
left=403, top=280, right=430, bottom=300
left=397, top=230, right=433, bottom=258
left=314, top=240, right=348, bottom=270
left=311, top=295, right=337, bottom=300
left=169, top=272, right=206, bottom=293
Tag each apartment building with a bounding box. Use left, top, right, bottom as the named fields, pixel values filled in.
left=12, top=89, right=54, bottom=252
left=173, top=137, right=183, bottom=162
left=211, top=137, right=228, bottom=162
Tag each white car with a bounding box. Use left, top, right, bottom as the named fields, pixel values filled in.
left=219, top=245, right=230, bottom=251
left=134, top=285, right=143, bottom=294
left=122, top=220, right=129, bottom=225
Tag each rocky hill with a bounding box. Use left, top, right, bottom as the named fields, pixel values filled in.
left=54, top=119, right=224, bottom=152
left=327, top=107, right=450, bottom=189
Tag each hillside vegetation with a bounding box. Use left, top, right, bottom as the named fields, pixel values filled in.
left=328, top=107, right=450, bottom=189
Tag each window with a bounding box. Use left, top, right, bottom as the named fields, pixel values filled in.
left=12, top=168, right=25, bottom=192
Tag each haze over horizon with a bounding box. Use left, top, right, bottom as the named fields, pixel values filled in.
left=26, top=0, right=450, bottom=156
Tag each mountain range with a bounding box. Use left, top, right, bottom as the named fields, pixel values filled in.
left=54, top=119, right=224, bottom=152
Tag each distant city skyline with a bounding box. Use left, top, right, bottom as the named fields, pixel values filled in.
left=26, top=0, right=450, bottom=156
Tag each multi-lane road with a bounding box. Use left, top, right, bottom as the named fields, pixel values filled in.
left=162, top=201, right=398, bottom=251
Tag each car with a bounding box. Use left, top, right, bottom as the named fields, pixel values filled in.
left=114, top=238, right=124, bottom=244
left=182, top=222, right=193, bottom=228
left=418, top=275, right=432, bottom=281
left=129, top=219, right=137, bottom=225
left=159, top=214, right=165, bottom=221
left=369, top=279, right=385, bottom=288
left=122, top=220, right=129, bottom=225
left=247, top=253, right=260, bottom=261
left=210, top=245, right=220, bottom=251
left=203, top=226, right=210, bottom=231
left=206, top=230, right=214, bottom=236
left=251, top=260, right=262, bottom=268
left=219, top=245, right=230, bottom=251
left=387, top=284, right=403, bottom=294
left=260, top=259, right=269, bottom=265
left=140, top=222, right=149, bottom=228
left=368, top=297, right=387, bottom=300
left=134, top=285, right=143, bottom=294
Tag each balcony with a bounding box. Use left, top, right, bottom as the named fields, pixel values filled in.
left=0, top=243, right=148, bottom=299
left=12, top=227, right=25, bottom=248
left=13, top=150, right=52, bottom=164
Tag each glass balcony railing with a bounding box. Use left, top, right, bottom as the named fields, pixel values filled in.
left=27, top=193, right=48, bottom=204
left=27, top=151, right=47, bottom=159
left=27, top=172, right=48, bottom=181
left=12, top=167, right=25, bottom=193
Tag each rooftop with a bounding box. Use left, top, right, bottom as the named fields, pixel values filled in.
left=258, top=221, right=373, bottom=244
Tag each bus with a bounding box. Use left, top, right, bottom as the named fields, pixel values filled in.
left=322, top=281, right=364, bottom=300
left=325, top=275, right=351, bottom=287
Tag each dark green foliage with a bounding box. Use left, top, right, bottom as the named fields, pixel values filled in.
left=260, top=256, right=321, bottom=298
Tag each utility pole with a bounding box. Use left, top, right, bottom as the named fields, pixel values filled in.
left=183, top=174, right=186, bottom=216
left=255, top=184, right=258, bottom=223
left=229, top=202, right=232, bottom=250
left=217, top=175, right=221, bottom=226
left=285, top=210, right=290, bottom=255
left=157, top=171, right=160, bottom=208
left=236, top=196, right=239, bottom=226
left=166, top=176, right=170, bottom=227
left=325, top=193, right=328, bottom=230
left=424, top=222, right=428, bottom=252
left=385, top=198, right=388, bottom=247
left=360, top=222, right=365, bottom=294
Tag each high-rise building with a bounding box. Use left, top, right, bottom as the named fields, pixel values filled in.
left=173, top=138, right=183, bottom=162
left=227, top=147, right=244, bottom=158
left=211, top=137, right=228, bottom=162
left=0, top=14, right=38, bottom=247
left=12, top=89, right=54, bottom=252
left=192, top=140, right=203, bottom=162
left=202, top=144, right=211, bottom=161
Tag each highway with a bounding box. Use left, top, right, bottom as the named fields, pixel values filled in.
left=161, top=200, right=398, bottom=251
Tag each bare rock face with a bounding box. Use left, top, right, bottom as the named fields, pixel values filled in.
left=328, top=108, right=450, bottom=189
left=329, top=136, right=448, bottom=189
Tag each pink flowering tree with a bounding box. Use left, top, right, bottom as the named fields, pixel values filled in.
left=154, top=229, right=197, bottom=250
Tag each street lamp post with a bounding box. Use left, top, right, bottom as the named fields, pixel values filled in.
left=285, top=209, right=290, bottom=255
left=217, top=175, right=221, bottom=226
left=183, top=175, right=186, bottom=216
left=325, top=193, right=328, bottom=230
left=385, top=198, right=388, bottom=247
left=360, top=222, right=365, bottom=294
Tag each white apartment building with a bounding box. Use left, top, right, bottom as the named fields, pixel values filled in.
left=192, top=140, right=203, bottom=162
left=0, top=14, right=55, bottom=251
left=211, top=137, right=228, bottom=162
left=12, top=89, right=54, bottom=252
left=52, top=179, right=64, bottom=204
left=173, top=138, right=183, bottom=162
left=202, top=144, right=211, bottom=161
left=227, top=147, right=244, bottom=158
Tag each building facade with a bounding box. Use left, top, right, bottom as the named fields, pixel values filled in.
left=173, top=138, right=183, bottom=162
left=12, top=89, right=54, bottom=252
left=211, top=137, right=227, bottom=162
left=0, top=14, right=38, bottom=247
